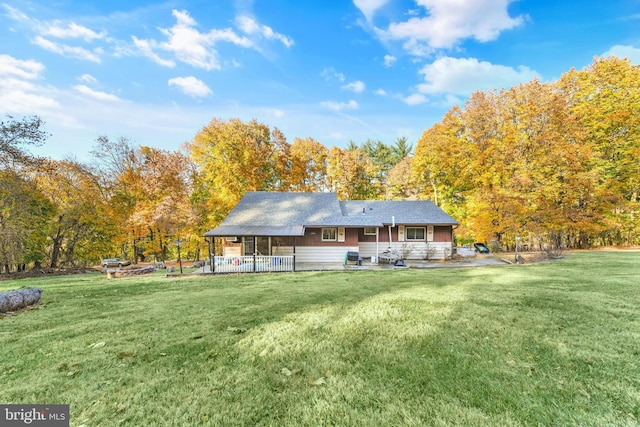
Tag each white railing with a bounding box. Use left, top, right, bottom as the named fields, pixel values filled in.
left=210, top=255, right=294, bottom=273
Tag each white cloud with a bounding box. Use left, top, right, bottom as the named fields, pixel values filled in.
left=43, top=21, right=106, bottom=41
left=403, top=93, right=427, bottom=105
left=0, top=55, right=60, bottom=113
left=353, top=0, right=390, bottom=22
left=602, top=45, right=640, bottom=64
left=264, top=108, right=285, bottom=118
left=133, top=9, right=291, bottom=71
left=133, top=9, right=252, bottom=71
left=78, top=74, right=98, bottom=84
left=0, top=82, right=61, bottom=112
left=2, top=4, right=29, bottom=22
left=321, top=67, right=346, bottom=82
left=0, top=54, right=44, bottom=79
left=160, top=9, right=248, bottom=70
left=374, top=88, right=387, bottom=96
left=383, top=54, right=396, bottom=67
left=132, top=37, right=176, bottom=68
left=416, top=56, right=539, bottom=96
left=235, top=15, right=294, bottom=48
left=342, top=80, right=366, bottom=93
left=376, top=0, right=525, bottom=56
left=73, top=85, right=122, bottom=102
left=33, top=36, right=102, bottom=62
left=168, top=76, right=212, bottom=98
left=321, top=100, right=359, bottom=111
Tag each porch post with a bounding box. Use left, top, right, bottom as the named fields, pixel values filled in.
left=375, top=228, right=379, bottom=264
left=293, top=237, right=296, bottom=272
left=207, top=237, right=214, bottom=273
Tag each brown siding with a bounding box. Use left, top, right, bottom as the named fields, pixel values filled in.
left=434, top=226, right=453, bottom=242
left=296, top=228, right=358, bottom=246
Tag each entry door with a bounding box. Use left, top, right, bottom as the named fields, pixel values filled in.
left=243, top=237, right=254, bottom=256
left=243, top=237, right=270, bottom=255
left=256, top=237, right=270, bottom=256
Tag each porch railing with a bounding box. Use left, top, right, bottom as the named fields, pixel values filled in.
left=210, top=255, right=294, bottom=273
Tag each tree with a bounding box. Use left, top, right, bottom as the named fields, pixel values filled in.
left=386, top=157, right=421, bottom=200
left=557, top=56, right=640, bottom=244
left=0, top=170, right=53, bottom=272
left=288, top=137, right=328, bottom=192
left=0, top=115, right=49, bottom=169
left=34, top=159, right=115, bottom=267
left=188, top=118, right=290, bottom=228
left=326, top=147, right=380, bottom=200
left=391, top=136, right=413, bottom=163
left=0, top=115, right=53, bottom=273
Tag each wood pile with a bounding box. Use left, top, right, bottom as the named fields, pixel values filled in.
left=107, top=266, right=156, bottom=278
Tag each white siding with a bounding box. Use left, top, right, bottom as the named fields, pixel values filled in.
left=361, top=241, right=452, bottom=260
left=275, top=246, right=358, bottom=263
left=223, top=246, right=241, bottom=256
left=358, top=242, right=381, bottom=258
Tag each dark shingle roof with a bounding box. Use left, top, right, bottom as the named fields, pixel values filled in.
left=204, top=192, right=457, bottom=237
left=340, top=200, right=457, bottom=226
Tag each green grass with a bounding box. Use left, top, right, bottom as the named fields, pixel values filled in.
left=1, top=251, right=639, bottom=426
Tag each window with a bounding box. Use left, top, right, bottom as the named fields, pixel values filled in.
left=322, top=228, right=337, bottom=241
left=406, top=227, right=426, bottom=241
left=364, top=227, right=377, bottom=235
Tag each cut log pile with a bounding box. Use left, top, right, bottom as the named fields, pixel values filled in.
left=107, top=266, right=156, bottom=278
left=0, top=288, right=43, bottom=313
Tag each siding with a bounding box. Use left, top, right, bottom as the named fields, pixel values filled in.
left=297, top=228, right=359, bottom=246
left=359, top=241, right=452, bottom=260
left=275, top=246, right=358, bottom=263
left=434, top=226, right=453, bottom=242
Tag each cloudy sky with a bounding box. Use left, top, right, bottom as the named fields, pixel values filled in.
left=1, top=0, right=639, bottom=160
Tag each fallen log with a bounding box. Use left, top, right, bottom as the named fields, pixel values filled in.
left=0, top=288, right=43, bottom=313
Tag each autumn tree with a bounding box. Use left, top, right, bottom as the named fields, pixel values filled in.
left=130, top=146, right=199, bottom=261
left=0, top=115, right=54, bottom=273
left=90, top=136, right=144, bottom=259
left=411, top=62, right=634, bottom=248
left=188, top=118, right=290, bottom=228
left=0, top=115, right=49, bottom=168
left=288, top=137, right=328, bottom=192
left=387, top=156, right=421, bottom=200
left=0, top=170, right=53, bottom=272
left=33, top=159, right=115, bottom=267
left=557, top=56, right=640, bottom=245
left=326, top=146, right=380, bottom=200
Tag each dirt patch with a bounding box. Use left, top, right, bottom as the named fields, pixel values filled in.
left=0, top=267, right=100, bottom=281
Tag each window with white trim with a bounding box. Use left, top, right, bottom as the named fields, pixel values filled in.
left=364, top=227, right=377, bottom=235
left=406, top=227, right=426, bottom=241
left=322, top=228, right=337, bottom=241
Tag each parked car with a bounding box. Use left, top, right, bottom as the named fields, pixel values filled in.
left=102, top=258, right=131, bottom=268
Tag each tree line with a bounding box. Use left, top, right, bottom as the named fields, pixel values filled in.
left=0, top=56, right=637, bottom=273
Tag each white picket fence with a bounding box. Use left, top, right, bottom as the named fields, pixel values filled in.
left=210, top=255, right=294, bottom=273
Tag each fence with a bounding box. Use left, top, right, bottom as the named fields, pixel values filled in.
left=210, top=255, right=295, bottom=273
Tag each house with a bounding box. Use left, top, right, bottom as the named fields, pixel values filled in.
left=203, top=192, right=458, bottom=271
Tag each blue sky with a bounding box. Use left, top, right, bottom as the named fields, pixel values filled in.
left=1, top=0, right=639, bottom=161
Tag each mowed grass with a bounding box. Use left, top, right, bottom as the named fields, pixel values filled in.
left=1, top=251, right=639, bottom=426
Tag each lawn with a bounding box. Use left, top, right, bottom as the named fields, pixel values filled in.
left=1, top=251, right=639, bottom=426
